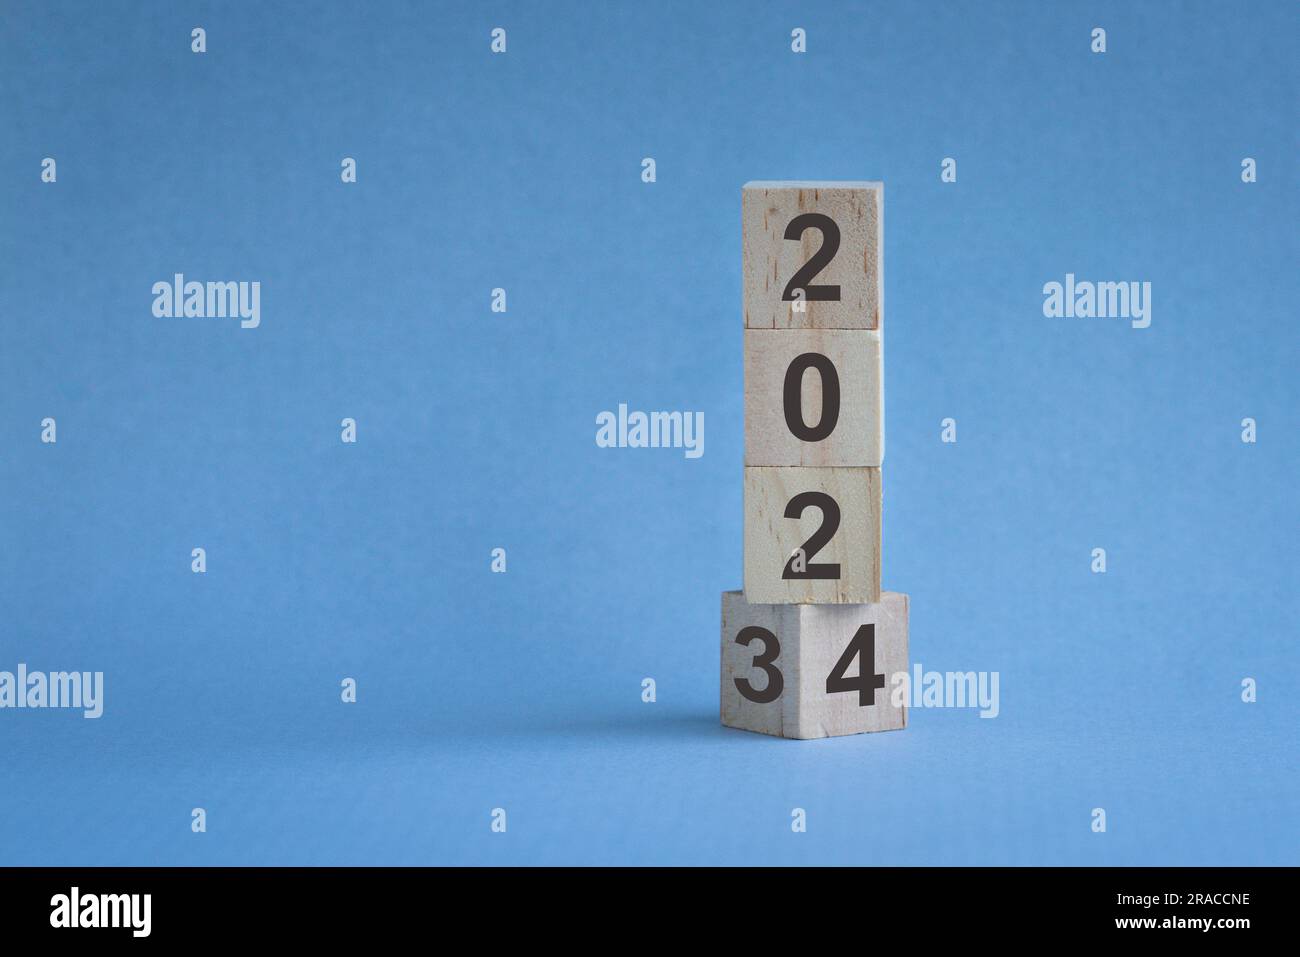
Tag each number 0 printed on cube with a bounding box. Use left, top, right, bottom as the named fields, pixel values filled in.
left=744, top=328, right=883, bottom=467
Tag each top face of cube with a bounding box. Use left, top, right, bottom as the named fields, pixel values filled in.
left=742, top=182, right=882, bottom=331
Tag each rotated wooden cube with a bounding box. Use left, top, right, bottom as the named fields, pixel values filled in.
left=743, top=465, right=881, bottom=604
left=720, top=590, right=908, bottom=739
left=743, top=181, right=883, bottom=331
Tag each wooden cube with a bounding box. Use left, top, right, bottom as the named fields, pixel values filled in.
left=744, top=328, right=883, bottom=467
left=743, top=181, right=883, bottom=331
left=743, top=466, right=881, bottom=604
left=720, top=590, right=908, bottom=739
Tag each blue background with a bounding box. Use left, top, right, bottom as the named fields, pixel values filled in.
left=1, top=1, right=1295, bottom=865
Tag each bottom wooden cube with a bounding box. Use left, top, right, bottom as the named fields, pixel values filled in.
left=720, top=590, right=908, bottom=739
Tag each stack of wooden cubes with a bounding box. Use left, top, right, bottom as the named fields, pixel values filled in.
left=721, top=182, right=909, bottom=739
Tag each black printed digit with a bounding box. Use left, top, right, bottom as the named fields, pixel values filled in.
left=734, top=626, right=784, bottom=704
left=781, top=213, right=841, bottom=302
left=783, top=352, right=840, bottom=441
left=825, top=624, right=886, bottom=707
left=781, top=491, right=842, bottom=580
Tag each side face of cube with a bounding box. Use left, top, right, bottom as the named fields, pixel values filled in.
left=744, top=328, right=883, bottom=468
left=721, top=590, right=909, bottom=740
left=742, top=182, right=882, bottom=331
left=743, top=465, right=882, bottom=604
left=720, top=591, right=798, bottom=737
left=792, top=593, right=908, bottom=739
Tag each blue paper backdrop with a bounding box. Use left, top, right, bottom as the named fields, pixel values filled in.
left=1, top=0, right=1295, bottom=865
